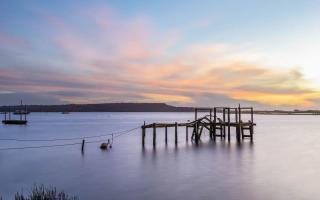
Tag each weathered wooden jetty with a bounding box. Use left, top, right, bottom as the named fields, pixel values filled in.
left=141, top=105, right=256, bottom=147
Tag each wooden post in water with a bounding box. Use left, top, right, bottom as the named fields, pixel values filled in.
left=209, top=109, right=213, bottom=139
left=238, top=104, right=242, bottom=123
left=165, top=126, right=168, bottom=144
left=209, top=122, right=213, bottom=140
left=250, top=107, right=254, bottom=141
left=194, top=108, right=198, bottom=143
left=195, top=108, right=198, bottom=121
left=186, top=126, right=188, bottom=141
left=250, top=125, right=253, bottom=141
left=153, top=123, right=156, bottom=147
left=227, top=108, right=231, bottom=142
left=251, top=107, right=254, bottom=123
left=235, top=108, right=238, bottom=123
left=237, top=104, right=241, bottom=142
left=81, top=139, right=85, bottom=152
left=195, top=121, right=199, bottom=144
left=142, top=121, right=146, bottom=147
left=223, top=108, right=226, bottom=138
left=213, top=107, right=217, bottom=141
left=175, top=122, right=178, bottom=145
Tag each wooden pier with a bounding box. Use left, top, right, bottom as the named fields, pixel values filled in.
left=141, top=105, right=256, bottom=147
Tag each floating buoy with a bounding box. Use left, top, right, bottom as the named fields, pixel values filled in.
left=100, top=143, right=108, bottom=150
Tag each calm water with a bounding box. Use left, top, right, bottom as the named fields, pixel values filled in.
left=1, top=113, right=320, bottom=199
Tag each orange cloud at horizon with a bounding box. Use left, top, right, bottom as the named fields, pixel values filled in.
left=1, top=5, right=320, bottom=109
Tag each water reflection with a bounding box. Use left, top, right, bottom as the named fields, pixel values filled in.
left=1, top=113, right=320, bottom=200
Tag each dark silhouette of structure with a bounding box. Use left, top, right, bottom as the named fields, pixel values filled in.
left=2, top=100, right=28, bottom=125
left=141, top=104, right=256, bottom=146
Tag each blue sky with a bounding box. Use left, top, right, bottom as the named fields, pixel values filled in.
left=1, top=1, right=320, bottom=108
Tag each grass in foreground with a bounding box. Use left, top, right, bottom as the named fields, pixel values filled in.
left=2, top=185, right=78, bottom=200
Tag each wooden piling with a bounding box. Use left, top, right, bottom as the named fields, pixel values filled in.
left=235, top=108, right=238, bottom=123
left=195, top=108, right=198, bottom=120
left=237, top=104, right=241, bottom=142
left=81, top=139, right=85, bottom=152
left=210, top=121, right=213, bottom=140
left=186, top=126, right=188, bottom=141
left=223, top=108, right=226, bottom=138
left=195, top=121, right=199, bottom=143
left=227, top=108, right=231, bottom=142
left=238, top=104, right=242, bottom=123
left=213, top=107, right=217, bottom=141
left=175, top=122, right=178, bottom=145
left=142, top=121, right=146, bottom=147
left=153, top=123, right=156, bottom=147
left=250, top=125, right=253, bottom=141
left=251, top=107, right=254, bottom=123
left=209, top=109, right=213, bottom=139
left=165, top=126, right=168, bottom=144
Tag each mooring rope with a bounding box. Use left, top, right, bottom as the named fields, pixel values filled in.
left=0, top=126, right=140, bottom=142
left=0, top=134, right=114, bottom=142
left=0, top=126, right=141, bottom=151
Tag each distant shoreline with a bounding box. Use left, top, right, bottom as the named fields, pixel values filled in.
left=0, top=103, right=319, bottom=115
left=254, top=112, right=320, bottom=115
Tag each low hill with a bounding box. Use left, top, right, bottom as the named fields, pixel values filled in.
left=0, top=103, right=194, bottom=112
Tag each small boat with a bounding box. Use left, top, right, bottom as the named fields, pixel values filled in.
left=2, top=100, right=28, bottom=125
left=2, top=119, right=27, bottom=125
left=13, top=110, right=30, bottom=115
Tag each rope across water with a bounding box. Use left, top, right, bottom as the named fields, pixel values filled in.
left=0, top=126, right=140, bottom=151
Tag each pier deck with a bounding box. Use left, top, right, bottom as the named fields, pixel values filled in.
left=141, top=105, right=256, bottom=147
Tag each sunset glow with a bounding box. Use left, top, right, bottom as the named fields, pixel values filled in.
left=1, top=1, right=320, bottom=108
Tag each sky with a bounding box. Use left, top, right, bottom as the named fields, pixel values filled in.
left=1, top=0, right=320, bottom=109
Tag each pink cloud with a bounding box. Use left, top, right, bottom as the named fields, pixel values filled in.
left=0, top=32, right=30, bottom=49
left=1, top=4, right=319, bottom=108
